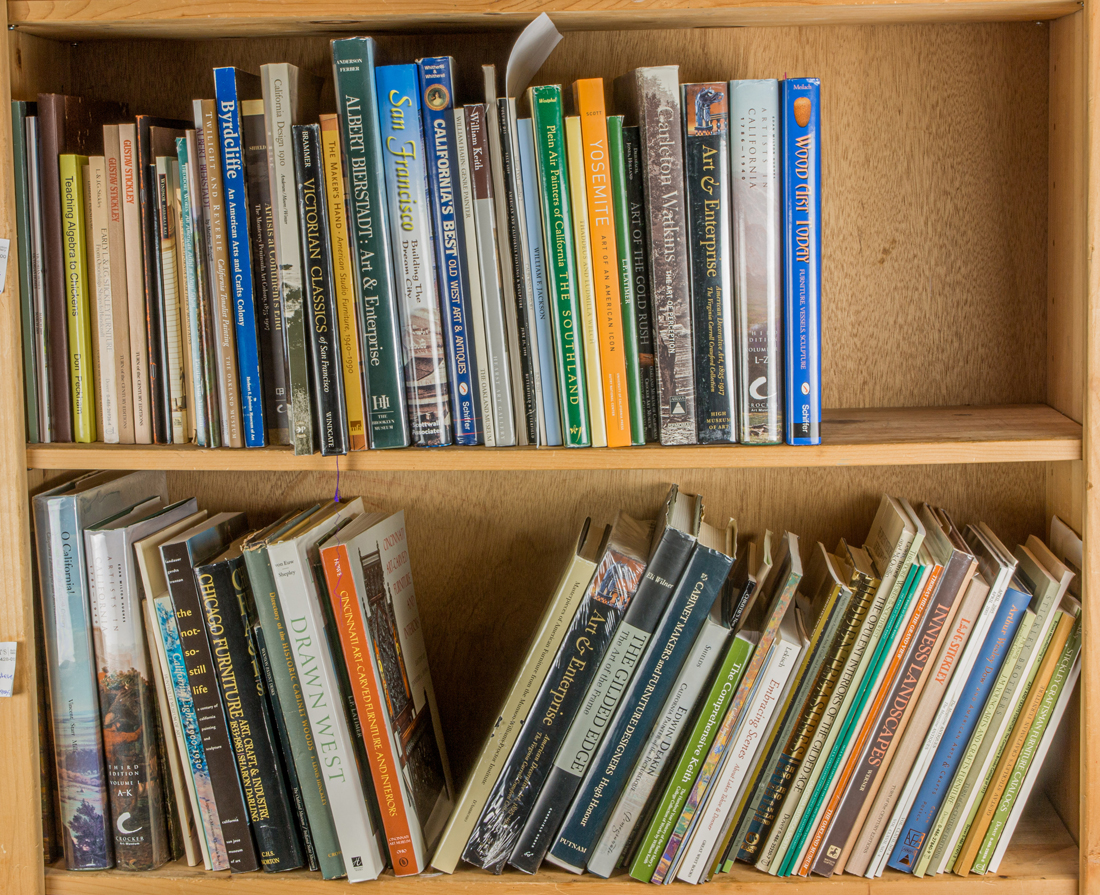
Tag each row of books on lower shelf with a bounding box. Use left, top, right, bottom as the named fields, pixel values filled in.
left=13, top=19, right=823, bottom=455
left=437, top=488, right=1081, bottom=883
left=35, top=476, right=1077, bottom=884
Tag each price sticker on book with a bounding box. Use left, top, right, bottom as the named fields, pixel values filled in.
left=0, top=642, right=16, bottom=697
left=0, top=238, right=9, bottom=294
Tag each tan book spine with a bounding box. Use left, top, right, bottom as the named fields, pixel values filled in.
left=102, top=127, right=135, bottom=443
left=118, top=123, right=153, bottom=443
left=196, top=99, right=243, bottom=447
left=83, top=160, right=106, bottom=441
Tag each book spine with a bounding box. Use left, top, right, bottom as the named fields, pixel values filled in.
left=26, top=115, right=54, bottom=442
left=509, top=527, right=695, bottom=872
left=260, top=65, right=314, bottom=455
left=195, top=556, right=305, bottom=871
left=155, top=158, right=188, bottom=443
left=463, top=543, right=650, bottom=873
left=607, top=115, right=645, bottom=446
left=137, top=131, right=170, bottom=444
left=213, top=68, right=266, bottom=447
left=161, top=540, right=259, bottom=872
left=12, top=102, right=40, bottom=442
left=332, top=37, right=411, bottom=449
left=529, top=86, right=590, bottom=447
left=574, top=79, right=631, bottom=448
left=517, top=116, right=563, bottom=447
left=622, top=68, right=697, bottom=445
left=321, top=543, right=420, bottom=873
left=566, top=115, right=607, bottom=447
left=589, top=617, right=728, bottom=877
left=60, top=154, right=97, bottom=442
left=452, top=106, right=497, bottom=446
left=781, top=78, right=821, bottom=445
left=241, top=99, right=290, bottom=446
left=35, top=497, right=111, bottom=868
left=86, top=530, right=169, bottom=869
left=549, top=545, right=735, bottom=871
left=376, top=64, right=454, bottom=447
left=37, top=97, right=74, bottom=441
left=176, top=138, right=211, bottom=446
left=152, top=595, right=230, bottom=870
left=82, top=158, right=105, bottom=441
left=102, top=130, right=135, bottom=443
left=464, top=103, right=517, bottom=446
left=88, top=156, right=119, bottom=443
left=319, top=113, right=369, bottom=451
left=117, top=124, right=150, bottom=443
left=419, top=57, right=483, bottom=445
left=620, top=126, right=658, bottom=442
left=887, top=585, right=1031, bottom=873
left=268, top=538, right=385, bottom=882
left=243, top=544, right=346, bottom=880
left=292, top=124, right=350, bottom=455
left=683, top=82, right=735, bottom=444
left=196, top=101, right=244, bottom=448
left=731, top=79, right=783, bottom=444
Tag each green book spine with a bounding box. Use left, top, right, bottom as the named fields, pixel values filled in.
left=331, top=37, right=410, bottom=449
left=629, top=633, right=753, bottom=882
left=60, top=154, right=96, bottom=443
left=973, top=619, right=1080, bottom=874
left=607, top=115, right=644, bottom=445
left=12, top=102, right=39, bottom=443
left=529, top=84, right=590, bottom=447
left=244, top=542, right=346, bottom=880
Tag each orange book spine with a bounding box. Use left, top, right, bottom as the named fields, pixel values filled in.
left=573, top=78, right=630, bottom=447
left=321, top=543, right=419, bottom=873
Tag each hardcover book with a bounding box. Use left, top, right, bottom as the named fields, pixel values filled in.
left=12, top=100, right=40, bottom=442
left=59, top=154, right=96, bottom=442
left=683, top=82, right=735, bottom=445
left=418, top=57, right=484, bottom=444
left=153, top=155, right=188, bottom=444
left=293, top=123, right=351, bottom=456
left=431, top=519, right=602, bottom=873
left=730, top=79, right=783, bottom=444
left=261, top=62, right=321, bottom=455
left=462, top=512, right=654, bottom=873
left=614, top=67, right=697, bottom=445
left=781, top=78, right=821, bottom=445
left=377, top=64, right=454, bottom=446
left=27, top=113, right=53, bottom=442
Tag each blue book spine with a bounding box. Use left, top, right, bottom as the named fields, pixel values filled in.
left=213, top=67, right=266, bottom=447
left=517, top=117, right=564, bottom=447
left=781, top=78, right=821, bottom=446
left=887, top=583, right=1032, bottom=873
left=417, top=57, right=482, bottom=445
left=547, top=544, right=734, bottom=871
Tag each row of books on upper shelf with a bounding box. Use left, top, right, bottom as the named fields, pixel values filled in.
left=34, top=470, right=453, bottom=877
left=436, top=488, right=1081, bottom=883
left=12, top=18, right=823, bottom=455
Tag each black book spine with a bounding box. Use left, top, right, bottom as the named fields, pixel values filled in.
left=683, top=83, right=734, bottom=444
left=621, top=126, right=659, bottom=444
left=196, top=555, right=306, bottom=872
left=161, top=540, right=259, bottom=872
left=292, top=124, right=349, bottom=456
left=242, top=103, right=290, bottom=446
left=254, top=624, right=319, bottom=872
left=497, top=98, right=538, bottom=444
left=462, top=541, right=651, bottom=874
left=144, top=156, right=169, bottom=444
left=509, top=526, right=696, bottom=873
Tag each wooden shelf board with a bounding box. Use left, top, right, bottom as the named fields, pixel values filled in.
left=42, top=794, right=1077, bottom=893
left=7, top=0, right=1084, bottom=38
left=23, top=405, right=1082, bottom=472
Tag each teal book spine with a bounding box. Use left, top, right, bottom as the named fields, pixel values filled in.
left=12, top=100, right=39, bottom=442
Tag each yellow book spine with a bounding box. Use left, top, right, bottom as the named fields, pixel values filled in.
left=565, top=115, right=606, bottom=448
left=319, top=114, right=369, bottom=451
left=573, top=78, right=630, bottom=447
left=61, top=154, right=97, bottom=443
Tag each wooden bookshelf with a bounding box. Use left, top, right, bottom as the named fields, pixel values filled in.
left=0, top=0, right=1092, bottom=893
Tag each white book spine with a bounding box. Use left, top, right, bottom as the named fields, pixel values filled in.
left=26, top=116, right=52, bottom=441
left=155, top=158, right=188, bottom=444
left=681, top=635, right=802, bottom=883
left=588, top=620, right=727, bottom=878
left=452, top=107, right=496, bottom=448
left=89, top=157, right=120, bottom=443
left=102, top=126, right=135, bottom=444
left=269, top=536, right=386, bottom=882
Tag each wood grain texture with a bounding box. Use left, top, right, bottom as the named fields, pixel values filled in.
left=6, top=0, right=1084, bottom=39
left=42, top=792, right=1076, bottom=892
left=7, top=31, right=71, bottom=101
left=0, top=3, right=45, bottom=894
left=58, top=23, right=1050, bottom=410
left=22, top=405, right=1083, bottom=471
